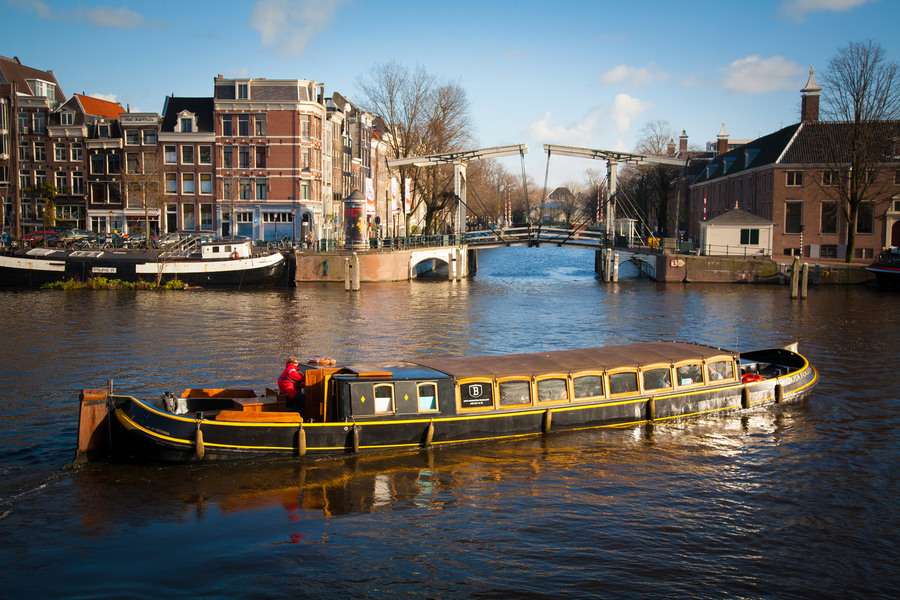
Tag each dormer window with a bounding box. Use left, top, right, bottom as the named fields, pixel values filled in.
left=27, top=79, right=56, bottom=100
left=176, top=110, right=197, bottom=134
left=61, top=112, right=74, bottom=126
left=237, top=82, right=250, bottom=100
left=97, top=123, right=110, bottom=138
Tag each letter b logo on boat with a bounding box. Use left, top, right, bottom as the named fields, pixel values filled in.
left=469, top=384, right=482, bottom=398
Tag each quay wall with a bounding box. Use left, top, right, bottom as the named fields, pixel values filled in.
left=295, top=246, right=468, bottom=283
left=654, top=253, right=873, bottom=284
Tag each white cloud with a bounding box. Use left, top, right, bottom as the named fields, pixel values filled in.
left=528, top=110, right=601, bottom=147
left=600, top=64, right=668, bottom=87
left=89, top=93, right=119, bottom=103
left=251, top=0, right=342, bottom=56
left=82, top=7, right=144, bottom=28
left=780, top=0, right=871, bottom=20
left=610, top=93, right=648, bottom=132
left=723, top=55, right=803, bottom=93
left=9, top=1, right=144, bottom=28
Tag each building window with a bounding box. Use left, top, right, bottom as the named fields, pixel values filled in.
left=255, top=146, right=266, bottom=168
left=54, top=143, right=66, bottom=162
left=200, top=203, right=213, bottom=230
left=222, top=115, right=233, bottom=137
left=18, top=111, right=28, bottom=131
left=0, top=166, right=6, bottom=183
left=740, top=228, right=760, bottom=245
left=854, top=248, right=874, bottom=259
left=165, top=173, right=177, bottom=194
left=19, top=170, right=31, bottom=190
left=72, top=172, right=84, bottom=194
left=35, top=170, right=46, bottom=187
left=238, top=115, right=249, bottom=137
left=300, top=182, right=309, bottom=200
left=71, top=143, right=83, bottom=162
left=97, top=123, right=110, bottom=138
left=183, top=204, right=196, bottom=230
left=239, top=178, right=252, bottom=199
left=34, top=143, right=45, bottom=162
left=223, top=178, right=232, bottom=200
left=785, top=201, right=803, bottom=234
left=90, top=182, right=106, bottom=203
left=894, top=169, right=900, bottom=185
left=61, top=112, right=74, bottom=126
left=254, top=114, right=266, bottom=136
left=856, top=203, right=874, bottom=234
left=820, top=245, right=838, bottom=258
left=237, top=83, right=249, bottom=100
left=180, top=117, right=193, bottom=133
left=821, top=202, right=838, bottom=234
left=125, top=129, right=139, bottom=145
left=239, top=146, right=250, bottom=169
left=19, top=143, right=31, bottom=161
left=166, top=204, right=177, bottom=232
left=181, top=145, right=194, bottom=165
left=256, top=177, right=267, bottom=200
left=199, top=145, right=211, bottom=165
left=126, top=153, right=140, bottom=174
left=786, top=171, right=803, bottom=187
left=143, top=130, right=157, bottom=145
left=302, top=148, right=310, bottom=169
left=55, top=171, right=67, bottom=193
left=164, top=145, right=177, bottom=164
left=107, top=153, right=120, bottom=174
left=223, top=145, right=234, bottom=168
left=822, top=170, right=839, bottom=186
left=182, top=173, right=195, bottom=194
left=200, top=173, right=212, bottom=195
left=90, top=153, right=105, bottom=174
left=33, top=111, right=46, bottom=134
left=262, top=211, right=293, bottom=222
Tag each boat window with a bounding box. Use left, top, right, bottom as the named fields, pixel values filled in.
left=707, top=360, right=735, bottom=382
left=573, top=375, right=604, bottom=399
left=643, top=367, right=672, bottom=391
left=609, top=372, right=638, bottom=395
left=417, top=382, right=438, bottom=412
left=499, top=380, right=531, bottom=406
left=676, top=363, right=703, bottom=386
left=373, top=384, right=394, bottom=414
left=224, top=245, right=232, bottom=253
left=212, top=246, right=220, bottom=253
left=537, top=378, right=568, bottom=402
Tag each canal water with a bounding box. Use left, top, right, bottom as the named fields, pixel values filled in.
left=0, top=247, right=897, bottom=598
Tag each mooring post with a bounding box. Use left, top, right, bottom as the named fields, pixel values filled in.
left=790, top=257, right=800, bottom=299
left=449, top=251, right=457, bottom=280
left=612, top=251, right=620, bottom=283
left=801, top=262, right=809, bottom=299
left=605, top=249, right=613, bottom=283
left=351, top=252, right=360, bottom=291
left=344, top=257, right=351, bottom=291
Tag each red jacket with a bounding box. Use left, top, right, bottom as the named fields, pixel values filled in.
left=278, top=362, right=304, bottom=400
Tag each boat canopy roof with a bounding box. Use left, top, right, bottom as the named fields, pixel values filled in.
left=415, top=341, right=736, bottom=380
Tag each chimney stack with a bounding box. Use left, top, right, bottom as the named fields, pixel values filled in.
left=679, top=129, right=688, bottom=156
left=716, top=123, right=729, bottom=156
left=801, top=66, right=821, bottom=123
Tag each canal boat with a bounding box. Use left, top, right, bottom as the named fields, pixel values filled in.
left=0, top=237, right=287, bottom=287
left=76, top=341, right=818, bottom=463
left=866, top=248, right=900, bottom=290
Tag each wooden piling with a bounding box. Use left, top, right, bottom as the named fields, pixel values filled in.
left=612, top=252, right=620, bottom=283
left=741, top=386, right=751, bottom=409
left=352, top=425, right=360, bottom=453
left=195, top=424, right=205, bottom=460
left=351, top=252, right=360, bottom=291
left=801, top=262, right=809, bottom=299
left=542, top=409, right=553, bottom=434
left=647, top=398, right=656, bottom=421
left=344, top=257, right=351, bottom=291
left=790, top=257, right=800, bottom=299
left=775, top=384, right=784, bottom=404
left=424, top=421, right=435, bottom=448
left=296, top=425, right=307, bottom=457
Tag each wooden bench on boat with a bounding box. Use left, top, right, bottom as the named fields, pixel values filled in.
left=179, top=387, right=303, bottom=423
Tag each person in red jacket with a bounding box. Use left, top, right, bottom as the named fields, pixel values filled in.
left=278, top=356, right=304, bottom=404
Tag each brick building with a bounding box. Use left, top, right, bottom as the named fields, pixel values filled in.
left=214, top=76, right=325, bottom=242
left=689, top=69, right=900, bottom=259
left=160, top=97, right=214, bottom=234
left=120, top=111, right=161, bottom=236
left=0, top=55, right=65, bottom=237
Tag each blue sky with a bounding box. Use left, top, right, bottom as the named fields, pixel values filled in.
left=3, top=0, right=898, bottom=184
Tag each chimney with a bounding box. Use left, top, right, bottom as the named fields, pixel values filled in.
left=801, top=65, right=821, bottom=123
left=716, top=122, right=729, bottom=156
left=126, top=103, right=130, bottom=113
left=679, top=129, right=688, bottom=156
left=666, top=138, right=676, bottom=157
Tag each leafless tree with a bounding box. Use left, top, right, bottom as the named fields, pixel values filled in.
left=121, top=150, right=164, bottom=248
left=820, top=40, right=900, bottom=261
left=632, top=119, right=680, bottom=235
left=358, top=64, right=473, bottom=234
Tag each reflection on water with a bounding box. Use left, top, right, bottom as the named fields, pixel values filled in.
left=0, top=247, right=898, bottom=597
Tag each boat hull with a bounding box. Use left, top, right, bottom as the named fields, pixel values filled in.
left=109, top=355, right=818, bottom=463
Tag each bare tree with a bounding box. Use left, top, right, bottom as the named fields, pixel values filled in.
left=820, top=40, right=900, bottom=261
left=358, top=65, right=473, bottom=234
left=121, top=150, right=164, bottom=248
left=634, top=119, right=680, bottom=235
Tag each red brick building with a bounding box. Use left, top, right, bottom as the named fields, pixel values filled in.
left=213, top=76, right=325, bottom=242
left=689, top=69, right=900, bottom=259
left=159, top=97, right=214, bottom=234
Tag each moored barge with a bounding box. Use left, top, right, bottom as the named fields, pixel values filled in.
left=77, top=341, right=818, bottom=463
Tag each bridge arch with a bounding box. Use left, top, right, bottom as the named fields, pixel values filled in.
left=409, top=247, right=467, bottom=279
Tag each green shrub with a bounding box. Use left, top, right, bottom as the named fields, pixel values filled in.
left=41, top=277, right=188, bottom=291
